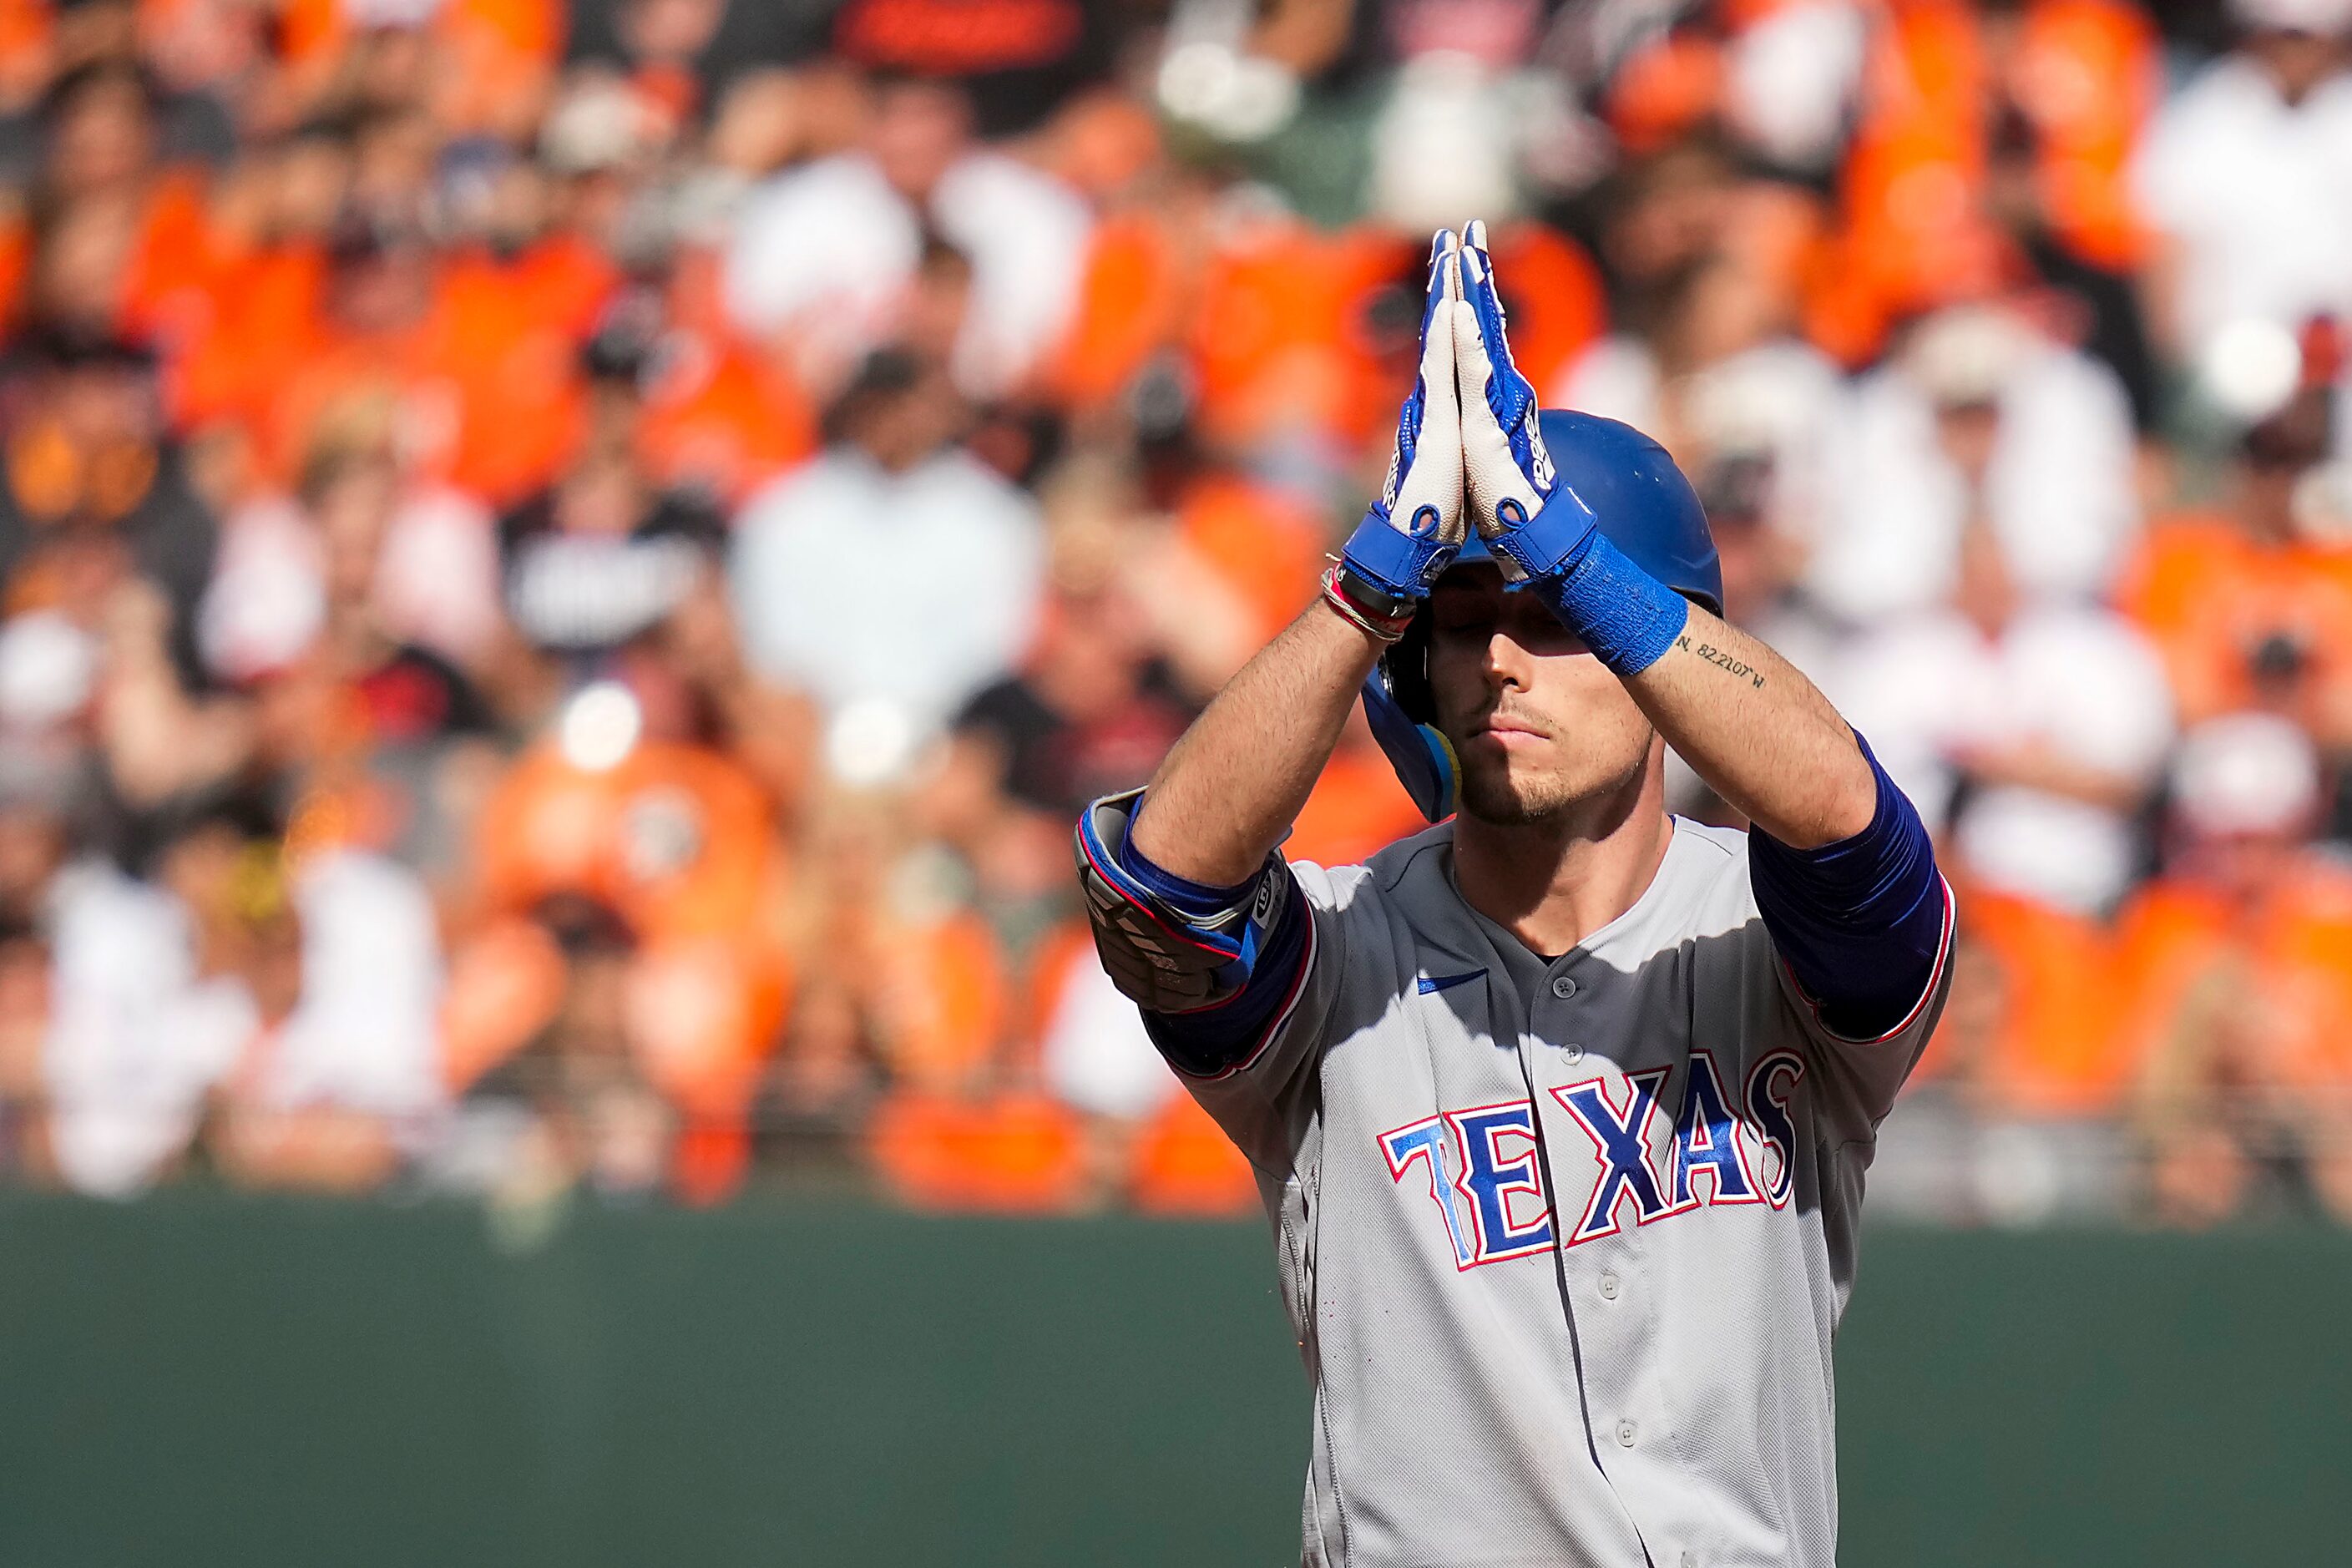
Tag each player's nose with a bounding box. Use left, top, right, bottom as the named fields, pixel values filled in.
left=1483, top=630, right=1533, bottom=692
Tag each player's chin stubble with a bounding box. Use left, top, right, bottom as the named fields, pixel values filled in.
left=1452, top=731, right=1651, bottom=828
left=1455, top=747, right=1586, bottom=827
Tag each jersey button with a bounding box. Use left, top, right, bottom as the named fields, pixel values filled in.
left=1599, top=1271, right=1620, bottom=1301
left=1562, top=1043, right=1585, bottom=1063
left=1616, top=1420, right=1637, bottom=1449
left=1550, top=975, right=1578, bottom=999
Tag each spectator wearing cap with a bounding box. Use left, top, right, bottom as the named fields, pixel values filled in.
left=2124, top=714, right=2352, bottom=1225
left=2131, top=0, right=2352, bottom=381
left=1555, top=245, right=1847, bottom=567
left=1809, top=301, right=2140, bottom=625
left=729, top=349, right=1044, bottom=786
left=498, top=432, right=726, bottom=667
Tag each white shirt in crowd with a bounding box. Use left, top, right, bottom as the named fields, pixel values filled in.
left=1822, top=605, right=2177, bottom=915
left=1039, top=953, right=1178, bottom=1125
left=722, top=151, right=1092, bottom=399
left=257, top=850, right=446, bottom=1128
left=200, top=485, right=501, bottom=681
left=2132, top=55, right=2352, bottom=365
left=1808, top=341, right=2139, bottom=624
left=42, top=862, right=240, bottom=1197
left=730, top=447, right=1045, bottom=776
left=42, top=850, right=447, bottom=1196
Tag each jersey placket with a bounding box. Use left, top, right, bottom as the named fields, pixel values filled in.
left=1543, top=949, right=1692, bottom=1547
left=1480, top=937, right=1673, bottom=1565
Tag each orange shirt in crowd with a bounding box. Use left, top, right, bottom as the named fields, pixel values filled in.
left=478, top=740, right=776, bottom=939
left=876, top=909, right=1008, bottom=1092
left=1288, top=731, right=1427, bottom=873
left=2111, top=863, right=2352, bottom=1099
left=169, top=240, right=328, bottom=432
left=442, top=234, right=619, bottom=348
left=276, top=0, right=560, bottom=134
left=1128, top=1094, right=1256, bottom=1215
left=0, top=169, right=230, bottom=346
left=2118, top=512, right=2352, bottom=727
left=458, top=741, right=792, bottom=1112
left=1918, top=887, right=2137, bottom=1116
left=0, top=0, right=45, bottom=109
left=114, top=172, right=227, bottom=347
left=868, top=1090, right=1087, bottom=1211
left=1808, top=0, right=2156, bottom=361
left=1171, top=471, right=1326, bottom=647
left=195, top=245, right=591, bottom=505
left=1052, top=207, right=1601, bottom=450
left=630, top=339, right=817, bottom=508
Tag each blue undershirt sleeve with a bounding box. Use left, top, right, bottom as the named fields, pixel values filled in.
left=1747, top=731, right=1951, bottom=1042
left=1114, top=826, right=1314, bottom=1078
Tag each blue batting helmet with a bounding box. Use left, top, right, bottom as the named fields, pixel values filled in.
left=1462, top=409, right=1719, bottom=608
left=1361, top=410, right=1723, bottom=820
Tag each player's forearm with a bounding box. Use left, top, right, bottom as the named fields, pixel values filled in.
left=1621, top=605, right=1875, bottom=848
left=1130, top=599, right=1383, bottom=885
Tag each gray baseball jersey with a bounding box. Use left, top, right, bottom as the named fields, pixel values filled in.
left=1183, top=817, right=1954, bottom=1568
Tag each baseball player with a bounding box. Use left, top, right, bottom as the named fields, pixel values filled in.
left=1075, top=225, right=1954, bottom=1568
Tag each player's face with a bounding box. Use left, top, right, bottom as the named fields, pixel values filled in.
left=1424, top=564, right=1659, bottom=825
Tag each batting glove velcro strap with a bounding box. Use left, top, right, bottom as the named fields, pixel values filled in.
left=1344, top=228, right=1466, bottom=601
left=1339, top=514, right=1459, bottom=607
left=1488, top=484, right=1601, bottom=583
left=1074, top=789, right=1291, bottom=1016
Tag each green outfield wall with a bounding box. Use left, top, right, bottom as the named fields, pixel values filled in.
left=0, top=1193, right=2344, bottom=1566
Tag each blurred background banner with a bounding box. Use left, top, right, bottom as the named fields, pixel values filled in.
left=1, top=1194, right=2349, bottom=1567
left=0, top=0, right=2349, bottom=1555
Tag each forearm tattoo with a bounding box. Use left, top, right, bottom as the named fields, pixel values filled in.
left=1674, top=632, right=1766, bottom=690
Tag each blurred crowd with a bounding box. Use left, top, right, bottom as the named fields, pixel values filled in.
left=0, top=0, right=2349, bottom=1226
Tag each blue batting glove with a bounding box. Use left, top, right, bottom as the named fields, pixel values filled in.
left=1338, top=229, right=1466, bottom=605
left=1451, top=220, right=1598, bottom=582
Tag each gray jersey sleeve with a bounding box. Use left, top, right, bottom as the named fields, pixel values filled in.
left=1176, top=859, right=1367, bottom=1176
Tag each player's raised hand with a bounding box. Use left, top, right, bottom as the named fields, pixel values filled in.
left=1450, top=220, right=1593, bottom=582
left=1333, top=229, right=1466, bottom=617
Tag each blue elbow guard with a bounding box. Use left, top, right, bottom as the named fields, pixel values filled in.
left=1075, top=790, right=1292, bottom=1014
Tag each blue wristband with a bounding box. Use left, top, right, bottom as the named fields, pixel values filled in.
left=1495, top=491, right=1689, bottom=676
left=1531, top=530, right=1692, bottom=676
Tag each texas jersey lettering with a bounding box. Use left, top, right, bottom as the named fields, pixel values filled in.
left=1381, top=1047, right=1805, bottom=1270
